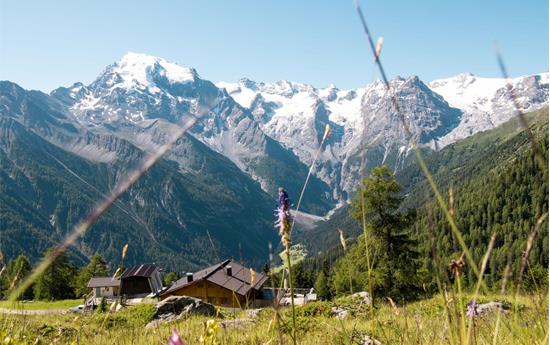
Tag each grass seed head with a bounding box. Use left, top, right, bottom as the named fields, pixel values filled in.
left=122, top=244, right=129, bottom=260
left=322, top=124, right=331, bottom=142
left=338, top=228, right=347, bottom=252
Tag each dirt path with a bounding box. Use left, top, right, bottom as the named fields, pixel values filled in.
left=0, top=307, right=68, bottom=315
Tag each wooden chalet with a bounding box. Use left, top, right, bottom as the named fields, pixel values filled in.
left=86, top=277, right=120, bottom=304
left=119, top=264, right=164, bottom=298
left=160, top=259, right=268, bottom=307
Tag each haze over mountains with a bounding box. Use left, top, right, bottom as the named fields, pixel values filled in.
left=0, top=52, right=548, bottom=269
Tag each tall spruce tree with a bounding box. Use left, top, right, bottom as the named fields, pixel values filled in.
left=33, top=248, right=78, bottom=300
left=333, top=165, right=421, bottom=299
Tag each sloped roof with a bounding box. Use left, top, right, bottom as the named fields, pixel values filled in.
left=87, top=277, right=120, bottom=288
left=161, top=259, right=268, bottom=297
left=120, top=264, right=158, bottom=279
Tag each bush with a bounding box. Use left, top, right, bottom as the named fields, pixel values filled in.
left=93, top=304, right=156, bottom=329
left=99, top=296, right=107, bottom=312
left=294, top=301, right=333, bottom=318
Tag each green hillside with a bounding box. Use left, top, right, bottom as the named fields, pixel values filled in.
left=298, top=108, right=549, bottom=289
left=0, top=117, right=277, bottom=271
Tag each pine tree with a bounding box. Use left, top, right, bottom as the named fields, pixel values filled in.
left=163, top=272, right=179, bottom=286
left=74, top=253, right=108, bottom=298
left=334, top=165, right=421, bottom=299
left=0, top=255, right=33, bottom=300
left=33, top=249, right=78, bottom=300
left=314, top=259, right=332, bottom=300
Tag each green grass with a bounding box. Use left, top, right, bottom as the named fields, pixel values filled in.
left=0, top=293, right=546, bottom=344
left=0, top=299, right=82, bottom=310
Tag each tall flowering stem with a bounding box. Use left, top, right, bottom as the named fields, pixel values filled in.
left=289, top=124, right=331, bottom=234
left=275, top=189, right=296, bottom=344
left=275, top=125, right=330, bottom=344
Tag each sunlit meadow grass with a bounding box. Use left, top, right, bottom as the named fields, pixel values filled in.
left=0, top=299, right=81, bottom=310
left=0, top=293, right=546, bottom=345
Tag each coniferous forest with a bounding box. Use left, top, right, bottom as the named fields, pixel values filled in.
left=296, top=108, right=548, bottom=300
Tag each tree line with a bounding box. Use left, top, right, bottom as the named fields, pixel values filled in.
left=289, top=154, right=548, bottom=301
left=0, top=250, right=183, bottom=301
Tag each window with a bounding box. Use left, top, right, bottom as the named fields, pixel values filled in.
left=221, top=297, right=229, bottom=305
left=95, top=287, right=101, bottom=297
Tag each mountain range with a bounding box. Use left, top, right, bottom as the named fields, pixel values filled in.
left=0, top=52, right=548, bottom=270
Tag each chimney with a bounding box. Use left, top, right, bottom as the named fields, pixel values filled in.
left=186, top=272, right=193, bottom=283
left=226, top=266, right=232, bottom=276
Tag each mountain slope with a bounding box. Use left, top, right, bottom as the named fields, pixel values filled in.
left=297, top=107, right=549, bottom=261
left=428, top=73, right=549, bottom=147
left=218, top=72, right=548, bottom=201
left=0, top=81, right=279, bottom=270
left=51, top=52, right=335, bottom=214
left=1, top=52, right=547, bottom=270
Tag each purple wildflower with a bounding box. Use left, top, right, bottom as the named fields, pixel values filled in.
left=274, top=188, right=291, bottom=225
left=277, top=188, right=290, bottom=211
left=275, top=187, right=292, bottom=246
left=168, top=330, right=186, bottom=345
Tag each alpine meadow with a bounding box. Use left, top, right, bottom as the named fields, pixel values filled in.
left=0, top=1, right=548, bottom=345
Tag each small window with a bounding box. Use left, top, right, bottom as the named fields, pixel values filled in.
left=221, top=297, right=229, bottom=305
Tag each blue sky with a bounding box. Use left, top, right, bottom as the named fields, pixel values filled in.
left=1, top=1, right=548, bottom=92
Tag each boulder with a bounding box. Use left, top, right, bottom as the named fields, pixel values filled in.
left=145, top=310, right=188, bottom=329
left=351, top=291, right=372, bottom=306
left=466, top=300, right=510, bottom=318
left=154, top=295, right=217, bottom=319
left=245, top=308, right=262, bottom=319
left=331, top=306, right=349, bottom=319
left=361, top=335, right=381, bottom=345
left=145, top=296, right=217, bottom=329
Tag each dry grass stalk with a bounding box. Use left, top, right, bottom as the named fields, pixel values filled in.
left=289, top=124, right=330, bottom=235
left=354, top=0, right=486, bottom=291
left=121, top=244, right=129, bottom=260
left=338, top=228, right=347, bottom=252
left=465, top=233, right=496, bottom=345
left=495, top=44, right=547, bottom=171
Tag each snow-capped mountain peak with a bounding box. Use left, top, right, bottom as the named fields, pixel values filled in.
left=47, top=53, right=547, bottom=206
left=112, top=52, right=197, bottom=89
left=428, top=72, right=549, bottom=146
left=56, top=53, right=219, bottom=125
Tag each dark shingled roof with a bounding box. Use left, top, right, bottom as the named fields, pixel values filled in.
left=87, top=277, right=120, bottom=288
left=120, top=264, right=158, bottom=279
left=161, top=259, right=268, bottom=297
